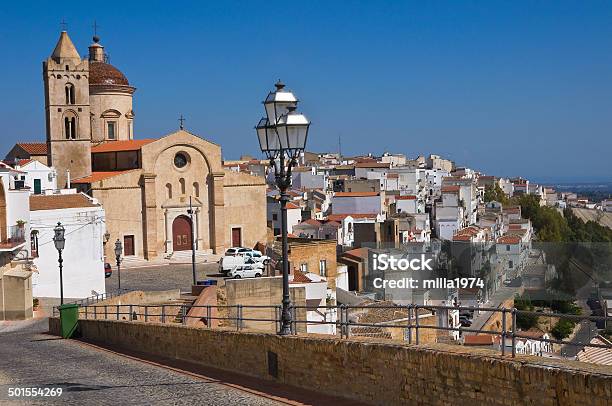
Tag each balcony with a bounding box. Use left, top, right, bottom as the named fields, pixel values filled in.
left=0, top=225, right=26, bottom=251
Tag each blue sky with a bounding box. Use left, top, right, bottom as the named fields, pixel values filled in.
left=1, top=1, right=611, bottom=182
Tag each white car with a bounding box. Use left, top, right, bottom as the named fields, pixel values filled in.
left=227, top=265, right=263, bottom=279
left=219, top=255, right=264, bottom=274
left=224, top=247, right=270, bottom=265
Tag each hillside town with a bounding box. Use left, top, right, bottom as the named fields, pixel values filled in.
left=0, top=22, right=611, bottom=405
left=0, top=30, right=611, bottom=366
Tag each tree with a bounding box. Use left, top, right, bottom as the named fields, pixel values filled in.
left=484, top=184, right=508, bottom=205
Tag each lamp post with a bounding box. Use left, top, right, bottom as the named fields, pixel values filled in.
left=187, top=196, right=197, bottom=286
left=52, top=222, right=66, bottom=305
left=114, top=239, right=122, bottom=291
left=256, top=80, right=310, bottom=335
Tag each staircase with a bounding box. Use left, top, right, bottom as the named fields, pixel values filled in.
left=165, top=250, right=216, bottom=263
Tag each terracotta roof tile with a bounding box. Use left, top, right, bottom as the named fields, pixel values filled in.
left=286, top=202, right=301, bottom=210
left=16, top=142, right=47, bottom=155
left=72, top=170, right=134, bottom=184
left=441, top=185, right=460, bottom=193
left=91, top=139, right=156, bottom=153
left=291, top=268, right=312, bottom=284
left=30, top=193, right=97, bottom=211
left=396, top=195, right=417, bottom=200
left=497, top=235, right=521, bottom=244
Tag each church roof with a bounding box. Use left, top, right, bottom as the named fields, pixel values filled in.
left=15, top=142, right=47, bottom=155
left=51, top=31, right=81, bottom=60
left=91, top=139, right=156, bottom=153
left=90, top=61, right=130, bottom=86
left=72, top=170, right=135, bottom=184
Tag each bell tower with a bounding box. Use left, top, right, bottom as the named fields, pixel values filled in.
left=43, top=31, right=92, bottom=187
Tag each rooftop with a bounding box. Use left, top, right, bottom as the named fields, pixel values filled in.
left=16, top=142, right=47, bottom=155
left=30, top=193, right=97, bottom=211
left=72, top=170, right=134, bottom=184
left=91, top=139, right=156, bottom=153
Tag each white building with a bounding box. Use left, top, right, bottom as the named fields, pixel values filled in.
left=30, top=192, right=106, bottom=299
left=332, top=191, right=385, bottom=215
left=14, top=159, right=57, bottom=195
left=290, top=269, right=336, bottom=335
left=267, top=197, right=302, bottom=236
left=0, top=164, right=33, bottom=320
left=0, top=163, right=31, bottom=255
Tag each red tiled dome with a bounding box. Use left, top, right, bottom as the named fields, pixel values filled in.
left=89, top=61, right=129, bottom=86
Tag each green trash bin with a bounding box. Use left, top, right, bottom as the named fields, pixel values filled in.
left=59, top=304, right=79, bottom=338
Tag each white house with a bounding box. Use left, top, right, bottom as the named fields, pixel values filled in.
left=14, top=159, right=57, bottom=195
left=0, top=164, right=33, bottom=320
left=290, top=269, right=336, bottom=335
left=332, top=191, right=385, bottom=215
left=0, top=164, right=30, bottom=257
left=30, top=192, right=106, bottom=299
left=267, top=197, right=302, bottom=236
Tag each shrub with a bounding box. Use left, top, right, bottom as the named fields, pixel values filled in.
left=551, top=319, right=575, bottom=340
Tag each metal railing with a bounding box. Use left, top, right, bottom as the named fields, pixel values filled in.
left=52, top=289, right=130, bottom=317
left=68, top=302, right=612, bottom=359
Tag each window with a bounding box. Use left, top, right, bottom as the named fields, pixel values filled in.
left=107, top=121, right=117, bottom=140
left=300, top=263, right=308, bottom=273
left=179, top=178, right=186, bottom=195
left=64, top=114, right=76, bottom=139
left=128, top=121, right=133, bottom=139
left=174, top=152, right=188, bottom=168
left=319, top=260, right=327, bottom=276
left=166, top=183, right=172, bottom=199
left=506, top=244, right=510, bottom=251
left=65, top=84, right=75, bottom=104
left=193, top=182, right=199, bottom=197
left=272, top=213, right=278, bottom=221
left=508, top=260, right=514, bottom=269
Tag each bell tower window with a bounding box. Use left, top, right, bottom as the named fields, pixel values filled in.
left=65, top=84, right=75, bottom=105
left=64, top=116, right=77, bottom=139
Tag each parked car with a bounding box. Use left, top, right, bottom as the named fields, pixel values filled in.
left=219, top=255, right=264, bottom=274
left=227, top=265, right=262, bottom=279
left=223, top=247, right=270, bottom=264
left=459, top=316, right=472, bottom=327
left=104, top=263, right=112, bottom=278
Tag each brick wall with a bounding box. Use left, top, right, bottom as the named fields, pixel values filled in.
left=50, top=318, right=612, bottom=406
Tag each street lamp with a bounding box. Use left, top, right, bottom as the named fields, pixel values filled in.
left=114, top=239, right=122, bottom=291
left=256, top=80, right=310, bottom=335
left=187, top=196, right=197, bottom=286
left=52, top=222, right=65, bottom=305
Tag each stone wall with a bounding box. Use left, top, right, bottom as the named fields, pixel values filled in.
left=49, top=318, right=612, bottom=406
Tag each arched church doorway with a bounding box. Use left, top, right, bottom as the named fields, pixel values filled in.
left=172, top=215, right=192, bottom=251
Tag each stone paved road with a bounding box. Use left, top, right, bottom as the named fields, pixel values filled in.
left=105, top=263, right=224, bottom=293
left=0, top=318, right=283, bottom=405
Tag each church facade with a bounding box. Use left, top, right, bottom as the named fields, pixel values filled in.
left=40, top=31, right=266, bottom=259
